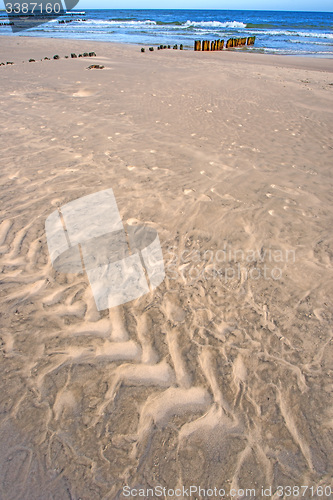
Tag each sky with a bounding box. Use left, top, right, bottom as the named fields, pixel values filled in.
left=77, top=0, right=333, bottom=11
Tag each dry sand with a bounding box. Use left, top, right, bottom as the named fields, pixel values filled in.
left=0, top=36, right=332, bottom=499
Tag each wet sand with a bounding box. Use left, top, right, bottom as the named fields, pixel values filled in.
left=0, top=36, right=332, bottom=499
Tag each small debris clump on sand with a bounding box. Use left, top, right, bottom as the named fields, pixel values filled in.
left=87, top=64, right=104, bottom=70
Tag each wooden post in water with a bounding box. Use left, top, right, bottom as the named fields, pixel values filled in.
left=202, top=40, right=209, bottom=51
left=194, top=36, right=255, bottom=51
left=247, top=36, right=256, bottom=45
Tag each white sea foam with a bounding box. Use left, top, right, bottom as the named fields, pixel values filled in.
left=251, top=29, right=333, bottom=39
left=260, top=47, right=333, bottom=55
left=81, top=19, right=157, bottom=26
left=184, top=20, right=246, bottom=28
left=59, top=18, right=246, bottom=29
left=49, top=18, right=332, bottom=41
left=294, top=31, right=333, bottom=39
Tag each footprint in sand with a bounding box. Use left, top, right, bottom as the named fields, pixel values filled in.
left=270, top=184, right=300, bottom=196
left=72, top=89, right=94, bottom=97
left=198, top=194, right=212, bottom=202
left=126, top=218, right=142, bottom=225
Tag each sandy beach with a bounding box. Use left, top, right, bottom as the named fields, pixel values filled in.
left=0, top=36, right=332, bottom=499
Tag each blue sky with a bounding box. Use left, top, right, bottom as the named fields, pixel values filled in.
left=77, top=0, right=332, bottom=11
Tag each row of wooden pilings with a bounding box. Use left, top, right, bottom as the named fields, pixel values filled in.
left=194, top=36, right=256, bottom=51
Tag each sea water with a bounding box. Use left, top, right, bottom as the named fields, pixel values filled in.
left=0, top=9, right=332, bottom=57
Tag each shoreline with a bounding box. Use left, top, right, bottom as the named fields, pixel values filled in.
left=1, top=36, right=333, bottom=72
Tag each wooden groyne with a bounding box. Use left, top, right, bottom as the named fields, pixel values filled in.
left=197, top=39, right=224, bottom=51
left=194, top=36, right=255, bottom=51
left=140, top=36, right=255, bottom=54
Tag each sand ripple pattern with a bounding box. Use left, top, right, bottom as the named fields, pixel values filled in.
left=1, top=210, right=332, bottom=498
